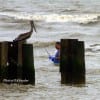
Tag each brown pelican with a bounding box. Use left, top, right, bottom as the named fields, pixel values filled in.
left=13, top=20, right=36, bottom=42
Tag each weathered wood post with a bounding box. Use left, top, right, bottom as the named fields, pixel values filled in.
left=0, top=42, right=8, bottom=82
left=0, top=41, right=35, bottom=85
left=22, top=44, right=35, bottom=85
left=60, top=39, right=85, bottom=85
left=6, top=42, right=18, bottom=80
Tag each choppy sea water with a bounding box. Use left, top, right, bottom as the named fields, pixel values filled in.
left=0, top=0, right=100, bottom=100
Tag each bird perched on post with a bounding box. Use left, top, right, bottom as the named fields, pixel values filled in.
left=13, top=20, right=36, bottom=42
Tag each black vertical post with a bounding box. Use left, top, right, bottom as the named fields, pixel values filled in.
left=72, top=41, right=85, bottom=84
left=7, top=42, right=18, bottom=80
left=60, top=39, right=85, bottom=85
left=17, top=41, right=23, bottom=79
left=22, top=44, right=35, bottom=85
left=0, top=42, right=8, bottom=82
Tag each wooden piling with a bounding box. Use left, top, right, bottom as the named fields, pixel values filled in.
left=72, top=41, right=85, bottom=84
left=0, top=42, right=8, bottom=82
left=0, top=41, right=35, bottom=84
left=60, top=39, right=85, bottom=85
left=22, top=44, right=35, bottom=85
left=7, top=42, right=18, bottom=80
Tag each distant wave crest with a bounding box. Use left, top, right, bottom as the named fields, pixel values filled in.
left=0, top=12, right=100, bottom=24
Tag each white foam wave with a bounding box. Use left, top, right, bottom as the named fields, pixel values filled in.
left=0, top=12, right=100, bottom=24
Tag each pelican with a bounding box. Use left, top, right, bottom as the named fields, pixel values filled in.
left=13, top=20, right=36, bottom=42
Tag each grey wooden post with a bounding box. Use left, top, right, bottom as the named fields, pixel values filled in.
left=22, top=44, right=35, bottom=85
left=60, top=39, right=85, bottom=85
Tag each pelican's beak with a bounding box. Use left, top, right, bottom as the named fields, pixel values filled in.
left=31, top=20, right=37, bottom=33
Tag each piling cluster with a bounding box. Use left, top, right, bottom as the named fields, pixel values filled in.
left=0, top=41, right=35, bottom=85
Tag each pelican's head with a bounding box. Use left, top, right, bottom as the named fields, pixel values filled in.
left=30, top=20, right=36, bottom=32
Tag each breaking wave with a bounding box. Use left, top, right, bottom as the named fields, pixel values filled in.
left=0, top=12, right=100, bottom=24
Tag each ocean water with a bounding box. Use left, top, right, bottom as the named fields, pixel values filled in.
left=0, top=0, right=100, bottom=100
